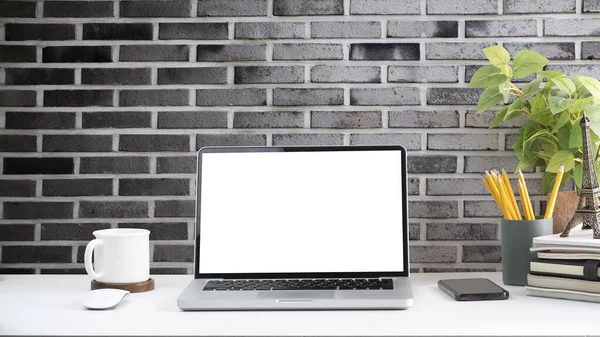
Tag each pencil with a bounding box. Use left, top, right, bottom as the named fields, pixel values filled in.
left=501, top=169, right=522, bottom=220
left=518, top=169, right=535, bottom=220
left=544, top=164, right=564, bottom=219
left=517, top=180, right=532, bottom=221
left=497, top=175, right=514, bottom=220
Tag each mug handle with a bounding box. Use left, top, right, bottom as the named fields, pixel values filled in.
left=84, top=239, right=104, bottom=279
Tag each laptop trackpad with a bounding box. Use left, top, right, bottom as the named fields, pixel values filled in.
left=258, top=291, right=334, bottom=300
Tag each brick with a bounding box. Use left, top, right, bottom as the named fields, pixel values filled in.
left=43, top=179, right=112, bottom=197
left=4, top=202, right=73, bottom=220
left=424, top=267, right=497, bottom=273
left=547, top=64, right=600, bottom=78
left=79, top=201, right=148, bottom=219
left=545, top=19, right=600, bottom=36
left=120, top=90, right=189, bottom=107
left=581, top=43, right=600, bottom=60
left=5, top=68, right=74, bottom=85
left=274, top=0, right=343, bottom=15
left=465, top=110, right=527, bottom=128
left=388, top=66, right=458, bottom=83
left=158, top=68, right=227, bottom=84
left=155, top=200, right=195, bottom=217
left=408, top=201, right=458, bottom=218
left=427, top=0, right=496, bottom=14
left=428, top=133, right=498, bottom=150
left=198, top=0, right=267, bottom=16
left=118, top=222, right=188, bottom=240
left=44, top=90, right=113, bottom=107
left=505, top=0, right=575, bottom=13
left=197, top=45, right=266, bottom=62
left=311, top=21, right=378, bottom=38
left=389, top=110, right=459, bottom=128
left=584, top=0, right=600, bottom=12
left=44, top=1, right=113, bottom=17
left=464, top=156, right=533, bottom=173
left=151, top=268, right=190, bottom=275
left=463, top=245, right=501, bottom=263
left=0, top=224, right=35, bottom=241
left=273, top=88, right=344, bottom=106
left=0, top=135, right=37, bottom=152
left=388, top=21, right=458, bottom=38
left=236, top=22, right=304, bottom=39
left=234, top=111, right=304, bottom=128
left=311, top=66, right=380, bottom=83
left=2, top=246, right=72, bottom=263
left=41, top=268, right=86, bottom=275
left=410, top=245, right=457, bottom=263
left=154, top=245, right=193, bottom=262
left=41, top=223, right=110, bottom=241
left=43, top=46, right=112, bottom=63
left=197, top=89, right=266, bottom=106
left=0, top=1, right=36, bottom=17
left=351, top=43, right=419, bottom=60
left=350, top=133, right=421, bottom=149
left=83, top=111, right=151, bottom=129
left=80, top=157, right=150, bottom=174
left=273, top=44, right=343, bottom=61
left=427, top=42, right=491, bottom=60
left=82, top=68, right=151, bottom=85
left=5, top=24, right=75, bottom=41
left=427, top=88, right=482, bottom=105
left=311, top=111, right=381, bottom=128
left=0, top=180, right=36, bottom=197
left=157, top=156, right=196, bottom=174
left=427, top=223, right=497, bottom=240
left=466, top=20, right=536, bottom=37
left=0, top=90, right=36, bottom=107
left=407, top=177, right=419, bottom=196
left=407, top=156, right=457, bottom=173
left=83, top=23, right=153, bottom=40
left=0, top=45, right=36, bottom=62
left=0, top=268, right=35, bottom=274
left=119, top=135, right=190, bottom=152
left=43, top=135, right=112, bottom=152
left=427, top=178, right=488, bottom=195
left=121, top=0, right=190, bottom=17
left=235, top=66, right=304, bottom=84
left=350, top=0, right=420, bottom=14
left=158, top=111, right=228, bottom=129
left=3, top=158, right=74, bottom=175
left=119, top=179, right=189, bottom=196
left=350, top=88, right=420, bottom=106
left=504, top=42, right=574, bottom=60
left=464, top=200, right=503, bottom=218
left=409, top=223, right=420, bottom=240
left=120, top=45, right=189, bottom=62
left=160, top=23, right=227, bottom=40
left=197, top=134, right=267, bottom=148
left=272, top=133, right=343, bottom=146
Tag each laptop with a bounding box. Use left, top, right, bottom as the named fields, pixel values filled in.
left=177, top=145, right=413, bottom=310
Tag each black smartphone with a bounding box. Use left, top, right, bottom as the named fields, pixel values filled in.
left=438, top=278, right=509, bottom=301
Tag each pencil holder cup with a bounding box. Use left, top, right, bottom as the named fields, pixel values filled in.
left=501, top=218, right=553, bottom=286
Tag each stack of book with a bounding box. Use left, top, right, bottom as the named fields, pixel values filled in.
left=526, top=224, right=600, bottom=303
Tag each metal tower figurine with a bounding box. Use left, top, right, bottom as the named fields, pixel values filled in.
left=560, top=113, right=600, bottom=239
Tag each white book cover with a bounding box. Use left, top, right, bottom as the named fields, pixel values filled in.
left=536, top=251, right=600, bottom=260
left=525, top=286, right=600, bottom=303
left=532, top=225, right=600, bottom=249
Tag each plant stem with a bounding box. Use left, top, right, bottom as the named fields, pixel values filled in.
left=509, top=83, right=523, bottom=97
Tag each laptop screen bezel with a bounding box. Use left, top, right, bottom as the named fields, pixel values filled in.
left=194, top=145, right=410, bottom=279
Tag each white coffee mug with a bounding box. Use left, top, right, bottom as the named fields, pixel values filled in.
left=84, top=228, right=150, bottom=283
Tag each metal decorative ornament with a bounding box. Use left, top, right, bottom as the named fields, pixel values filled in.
left=560, top=113, right=600, bottom=239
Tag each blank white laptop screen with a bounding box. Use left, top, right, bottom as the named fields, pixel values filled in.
left=199, top=150, right=404, bottom=274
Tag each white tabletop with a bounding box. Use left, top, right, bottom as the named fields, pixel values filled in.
left=0, top=272, right=598, bottom=336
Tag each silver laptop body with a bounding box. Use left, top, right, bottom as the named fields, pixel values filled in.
left=178, top=146, right=413, bottom=310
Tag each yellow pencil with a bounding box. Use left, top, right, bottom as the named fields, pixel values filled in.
left=517, top=180, right=532, bottom=220
left=518, top=169, right=535, bottom=220
left=482, top=176, right=503, bottom=215
left=544, top=164, right=565, bottom=219
left=502, top=169, right=522, bottom=220
left=497, top=175, right=514, bottom=220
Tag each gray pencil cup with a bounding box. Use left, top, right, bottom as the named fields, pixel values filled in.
left=501, top=218, right=553, bottom=286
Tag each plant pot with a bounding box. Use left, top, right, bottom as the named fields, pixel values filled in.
left=547, top=190, right=579, bottom=234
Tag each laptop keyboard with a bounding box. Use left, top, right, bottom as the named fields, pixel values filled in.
left=202, top=278, right=394, bottom=291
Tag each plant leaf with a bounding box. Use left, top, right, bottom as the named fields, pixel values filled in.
left=513, top=50, right=549, bottom=78
left=554, top=111, right=570, bottom=132
left=476, top=86, right=504, bottom=113
left=468, top=66, right=508, bottom=88
left=574, top=75, right=600, bottom=99
left=499, top=81, right=511, bottom=103
left=548, top=96, right=577, bottom=114
left=490, top=107, right=509, bottom=128
left=551, top=77, right=577, bottom=96
left=483, top=45, right=511, bottom=69
left=546, top=150, right=575, bottom=173
left=537, top=70, right=564, bottom=79
left=521, top=78, right=542, bottom=96
left=569, top=122, right=582, bottom=149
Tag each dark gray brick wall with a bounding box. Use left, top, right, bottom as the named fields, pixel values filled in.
left=1, top=0, right=588, bottom=273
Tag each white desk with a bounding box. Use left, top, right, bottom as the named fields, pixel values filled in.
left=0, top=272, right=598, bottom=336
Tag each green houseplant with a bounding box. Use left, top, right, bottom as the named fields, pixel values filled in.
left=470, top=45, right=600, bottom=194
